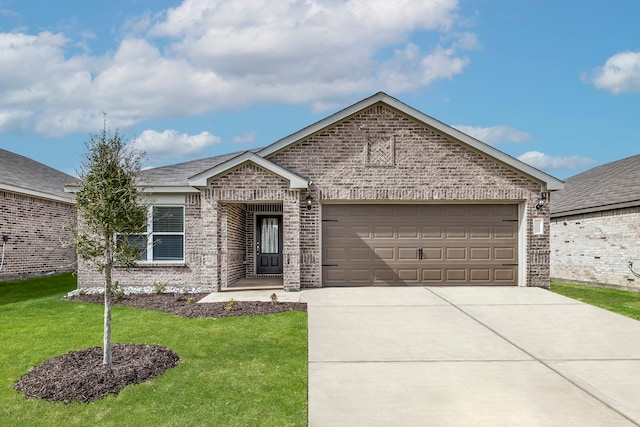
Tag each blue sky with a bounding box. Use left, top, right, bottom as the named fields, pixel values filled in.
left=1, top=0, right=639, bottom=179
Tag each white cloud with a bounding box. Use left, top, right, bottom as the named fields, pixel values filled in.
left=0, top=0, right=475, bottom=136
left=233, top=132, right=257, bottom=144
left=517, top=151, right=597, bottom=170
left=134, top=129, right=221, bottom=160
left=453, top=125, right=531, bottom=145
left=589, top=51, right=640, bottom=94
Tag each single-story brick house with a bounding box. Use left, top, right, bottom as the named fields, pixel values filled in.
left=0, top=149, right=77, bottom=280
left=551, top=154, right=640, bottom=290
left=77, top=92, right=563, bottom=291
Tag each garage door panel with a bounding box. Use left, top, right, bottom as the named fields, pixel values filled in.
left=422, top=269, right=443, bottom=281
left=470, top=247, right=491, bottom=260
left=470, top=269, right=491, bottom=281
left=398, top=226, right=419, bottom=238
left=495, top=226, right=516, bottom=239
left=350, top=247, right=372, bottom=262
left=445, top=205, right=467, bottom=216
left=494, top=268, right=516, bottom=282
left=374, top=227, right=394, bottom=238
left=495, top=247, right=516, bottom=261
left=322, top=204, right=518, bottom=286
left=324, top=225, right=347, bottom=238
left=398, top=269, right=419, bottom=282
left=373, top=269, right=394, bottom=282
left=471, top=205, right=491, bottom=216
left=324, top=268, right=347, bottom=283
left=446, top=269, right=467, bottom=281
left=494, top=204, right=517, bottom=217
left=373, top=247, right=395, bottom=261
left=446, top=226, right=467, bottom=238
left=349, top=269, right=372, bottom=282
left=446, top=247, right=467, bottom=260
left=423, top=247, right=443, bottom=260
left=423, top=226, right=444, bottom=239
left=398, top=247, right=418, bottom=260
left=325, top=247, right=346, bottom=262
left=350, top=226, right=371, bottom=238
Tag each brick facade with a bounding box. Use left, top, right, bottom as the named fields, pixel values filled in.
left=77, top=194, right=205, bottom=288
left=269, top=104, right=549, bottom=287
left=551, top=207, right=640, bottom=290
left=77, top=100, right=555, bottom=290
left=0, top=190, right=76, bottom=280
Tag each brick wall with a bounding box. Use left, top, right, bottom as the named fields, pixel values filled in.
left=0, top=190, right=76, bottom=279
left=551, top=206, right=640, bottom=290
left=269, top=104, right=549, bottom=287
left=77, top=194, right=205, bottom=288
left=76, top=103, right=552, bottom=290
left=205, top=163, right=300, bottom=290
left=222, top=203, right=246, bottom=286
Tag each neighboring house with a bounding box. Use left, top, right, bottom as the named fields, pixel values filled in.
left=0, top=149, right=77, bottom=280
left=77, top=92, right=563, bottom=291
left=551, top=154, right=640, bottom=290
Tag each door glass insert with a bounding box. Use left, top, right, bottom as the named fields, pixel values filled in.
left=261, top=217, right=279, bottom=254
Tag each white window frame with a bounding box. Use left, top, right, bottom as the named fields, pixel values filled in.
left=135, top=205, right=185, bottom=263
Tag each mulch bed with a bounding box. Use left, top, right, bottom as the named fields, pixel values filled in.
left=14, top=293, right=307, bottom=404
left=64, top=292, right=307, bottom=318
left=14, top=344, right=180, bottom=403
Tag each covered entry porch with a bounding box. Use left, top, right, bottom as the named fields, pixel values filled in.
left=214, top=198, right=302, bottom=292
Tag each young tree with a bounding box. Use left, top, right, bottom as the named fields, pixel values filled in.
left=75, top=123, right=147, bottom=365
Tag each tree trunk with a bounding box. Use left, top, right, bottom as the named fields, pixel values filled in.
left=103, top=236, right=113, bottom=365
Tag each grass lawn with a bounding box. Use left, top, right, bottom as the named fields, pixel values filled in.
left=550, top=281, right=640, bottom=321
left=0, top=274, right=308, bottom=426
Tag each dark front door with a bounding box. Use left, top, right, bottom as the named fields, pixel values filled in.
left=256, top=215, right=283, bottom=274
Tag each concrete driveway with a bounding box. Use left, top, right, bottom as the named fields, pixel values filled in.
left=301, top=287, right=640, bottom=426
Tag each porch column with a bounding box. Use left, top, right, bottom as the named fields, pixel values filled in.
left=282, top=197, right=301, bottom=291
left=201, top=194, right=221, bottom=291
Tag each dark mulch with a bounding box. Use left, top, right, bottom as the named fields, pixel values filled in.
left=15, top=293, right=306, bottom=404
left=14, top=344, right=180, bottom=403
left=64, top=292, right=307, bottom=318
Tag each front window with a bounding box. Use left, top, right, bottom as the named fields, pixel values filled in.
left=124, top=206, right=185, bottom=262
left=151, top=206, right=184, bottom=261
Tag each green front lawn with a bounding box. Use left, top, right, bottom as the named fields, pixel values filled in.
left=0, top=274, right=308, bottom=426
left=550, top=281, right=640, bottom=321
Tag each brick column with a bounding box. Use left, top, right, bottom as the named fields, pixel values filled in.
left=201, top=193, right=220, bottom=291
left=282, top=196, right=301, bottom=291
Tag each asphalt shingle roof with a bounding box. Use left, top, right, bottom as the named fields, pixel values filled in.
left=0, top=149, right=76, bottom=202
left=551, top=154, right=640, bottom=216
left=138, top=151, right=245, bottom=186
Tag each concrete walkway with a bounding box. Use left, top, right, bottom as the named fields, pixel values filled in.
left=301, top=287, right=640, bottom=426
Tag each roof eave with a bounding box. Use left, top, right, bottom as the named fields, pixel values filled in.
left=3, top=183, right=75, bottom=204
left=551, top=199, right=640, bottom=218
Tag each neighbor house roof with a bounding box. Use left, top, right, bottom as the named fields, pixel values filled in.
left=0, top=148, right=76, bottom=203
left=551, top=154, right=640, bottom=217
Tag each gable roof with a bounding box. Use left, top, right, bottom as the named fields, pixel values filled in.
left=258, top=92, right=564, bottom=191
left=135, top=92, right=564, bottom=193
left=0, top=148, right=75, bottom=203
left=188, top=152, right=309, bottom=189
left=551, top=153, right=640, bottom=217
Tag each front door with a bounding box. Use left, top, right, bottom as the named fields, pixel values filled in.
left=256, top=215, right=283, bottom=274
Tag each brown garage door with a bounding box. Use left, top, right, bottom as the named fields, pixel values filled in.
left=322, top=204, right=518, bottom=286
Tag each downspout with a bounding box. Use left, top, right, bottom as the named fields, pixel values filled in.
left=0, top=235, right=8, bottom=272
